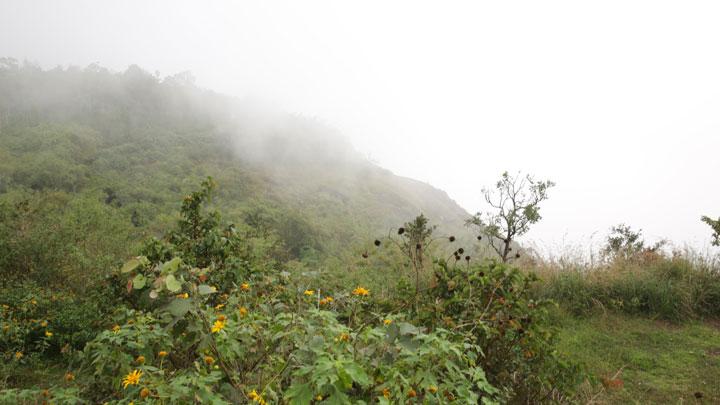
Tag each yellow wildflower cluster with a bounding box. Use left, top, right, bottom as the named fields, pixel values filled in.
left=304, top=289, right=314, bottom=296
left=238, top=306, right=248, bottom=317
left=248, top=389, right=267, bottom=405
left=158, top=350, right=169, bottom=358
left=240, top=282, right=250, bottom=291
left=352, top=287, right=370, bottom=297
left=319, top=296, right=334, bottom=305
left=383, top=319, right=393, bottom=326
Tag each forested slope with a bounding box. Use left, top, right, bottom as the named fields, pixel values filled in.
left=0, top=59, right=474, bottom=264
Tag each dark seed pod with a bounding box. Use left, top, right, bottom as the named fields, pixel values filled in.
left=479, top=272, right=485, bottom=277
left=509, top=287, right=514, bottom=293
left=508, top=247, right=512, bottom=252
left=398, top=227, right=405, bottom=235
left=454, top=254, right=461, bottom=261
left=515, top=253, right=521, bottom=258
left=465, top=255, right=471, bottom=261
left=477, top=235, right=483, bottom=241
left=362, top=252, right=368, bottom=259
left=374, top=239, right=381, bottom=247
left=457, top=248, right=464, bottom=255
left=449, top=236, right=456, bottom=242
left=416, top=243, right=422, bottom=250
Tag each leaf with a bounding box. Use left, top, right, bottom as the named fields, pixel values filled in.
left=398, top=322, right=420, bottom=336
left=165, top=298, right=193, bottom=317
left=132, top=274, right=146, bottom=289
left=161, top=257, right=183, bottom=274
left=198, top=284, right=217, bottom=295
left=165, top=274, right=182, bottom=292
left=344, top=363, right=370, bottom=387
left=285, top=383, right=313, bottom=405
left=121, top=258, right=140, bottom=273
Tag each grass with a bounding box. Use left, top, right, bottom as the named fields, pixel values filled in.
left=556, top=313, right=720, bottom=404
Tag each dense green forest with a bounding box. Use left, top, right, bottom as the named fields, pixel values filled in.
left=1, top=60, right=719, bottom=404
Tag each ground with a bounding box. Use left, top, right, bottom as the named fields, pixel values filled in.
left=557, top=314, right=720, bottom=404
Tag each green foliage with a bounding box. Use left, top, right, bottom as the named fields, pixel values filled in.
left=538, top=255, right=720, bottom=321
left=66, top=180, right=501, bottom=403
left=601, top=223, right=666, bottom=261
left=410, top=260, right=582, bottom=403
left=701, top=215, right=720, bottom=246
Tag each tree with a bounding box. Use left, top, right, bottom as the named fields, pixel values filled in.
left=701, top=215, right=720, bottom=246
left=468, top=172, right=554, bottom=262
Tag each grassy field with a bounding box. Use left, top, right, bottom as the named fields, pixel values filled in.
left=557, top=313, right=720, bottom=404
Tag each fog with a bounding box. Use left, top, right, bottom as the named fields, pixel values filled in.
left=2, top=0, right=719, bottom=249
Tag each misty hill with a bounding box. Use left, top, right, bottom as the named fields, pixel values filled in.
left=0, top=59, right=474, bottom=261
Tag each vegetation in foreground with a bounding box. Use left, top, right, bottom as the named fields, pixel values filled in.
left=1, top=60, right=720, bottom=403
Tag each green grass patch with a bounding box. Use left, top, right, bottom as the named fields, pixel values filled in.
left=557, top=313, right=720, bottom=403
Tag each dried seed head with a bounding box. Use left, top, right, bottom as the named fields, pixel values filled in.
left=477, top=235, right=483, bottom=241
left=416, top=243, right=422, bottom=250
left=515, top=253, right=521, bottom=258
left=448, top=236, right=456, bottom=242
left=362, top=252, right=369, bottom=259
left=374, top=239, right=381, bottom=247
left=457, top=248, right=464, bottom=255
left=398, top=227, right=405, bottom=235
left=508, top=247, right=513, bottom=252
left=479, top=272, right=485, bottom=277
left=454, top=254, right=461, bottom=261
left=465, top=255, right=471, bottom=261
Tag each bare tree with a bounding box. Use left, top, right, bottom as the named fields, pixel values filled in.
left=468, top=171, right=554, bottom=262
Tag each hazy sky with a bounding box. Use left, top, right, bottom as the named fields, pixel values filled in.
left=2, top=0, right=719, bottom=250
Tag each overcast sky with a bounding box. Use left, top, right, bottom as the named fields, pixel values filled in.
left=2, top=0, right=719, bottom=251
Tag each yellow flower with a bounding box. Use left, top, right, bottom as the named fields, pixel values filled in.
left=352, top=287, right=370, bottom=297
left=31, top=299, right=37, bottom=305
left=241, top=282, right=250, bottom=291
left=14, top=351, right=23, bottom=360
left=248, top=389, right=267, bottom=405
left=122, top=369, right=142, bottom=389
left=64, top=372, right=75, bottom=382
left=176, top=293, right=189, bottom=299
left=40, top=320, right=48, bottom=327
left=45, top=330, right=53, bottom=337
left=217, top=314, right=227, bottom=322
left=304, top=289, right=315, bottom=296
left=140, top=387, right=151, bottom=398
left=315, top=394, right=323, bottom=401
left=239, top=306, right=248, bottom=317
left=383, top=319, right=393, bottom=326
left=319, top=296, right=334, bottom=305
left=337, top=332, right=350, bottom=342
left=215, top=303, right=225, bottom=310
left=382, top=388, right=390, bottom=398
left=211, top=319, right=226, bottom=333
left=408, top=388, right=417, bottom=398
left=136, top=355, right=146, bottom=364
left=428, top=385, right=438, bottom=394
left=204, top=356, right=215, bottom=365
left=112, top=324, right=121, bottom=333
left=158, top=350, right=168, bottom=357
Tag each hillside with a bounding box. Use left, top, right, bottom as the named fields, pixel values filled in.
left=0, top=59, right=475, bottom=262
